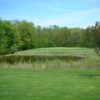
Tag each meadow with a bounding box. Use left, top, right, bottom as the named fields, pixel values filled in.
left=0, top=47, right=100, bottom=70
left=0, top=47, right=100, bottom=100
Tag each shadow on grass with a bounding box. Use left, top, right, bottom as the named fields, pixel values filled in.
left=79, top=74, right=100, bottom=78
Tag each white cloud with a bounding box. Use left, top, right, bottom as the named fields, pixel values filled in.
left=34, top=8, right=100, bottom=28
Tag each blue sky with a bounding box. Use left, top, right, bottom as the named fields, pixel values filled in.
left=0, top=0, right=100, bottom=28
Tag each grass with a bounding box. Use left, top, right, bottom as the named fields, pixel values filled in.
left=0, top=47, right=90, bottom=64
left=15, top=47, right=94, bottom=57
left=0, top=47, right=100, bottom=100
left=0, top=47, right=100, bottom=70
left=0, top=69, right=100, bottom=100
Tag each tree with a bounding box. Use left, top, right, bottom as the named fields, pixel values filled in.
left=0, top=19, right=100, bottom=55
left=15, top=20, right=37, bottom=50
left=92, top=22, right=100, bottom=56
left=0, top=20, right=7, bottom=54
left=80, top=28, right=95, bottom=47
left=0, top=19, right=18, bottom=54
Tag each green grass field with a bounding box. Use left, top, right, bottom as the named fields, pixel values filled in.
left=0, top=47, right=100, bottom=100
left=0, top=69, right=100, bottom=100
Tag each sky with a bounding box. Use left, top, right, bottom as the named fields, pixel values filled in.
left=0, top=0, right=100, bottom=28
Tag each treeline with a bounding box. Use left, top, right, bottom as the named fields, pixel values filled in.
left=0, top=19, right=100, bottom=55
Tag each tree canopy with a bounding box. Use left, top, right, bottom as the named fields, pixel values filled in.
left=0, top=19, right=99, bottom=55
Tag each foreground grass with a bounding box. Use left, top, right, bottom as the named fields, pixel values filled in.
left=0, top=47, right=100, bottom=100
left=0, top=69, right=100, bottom=100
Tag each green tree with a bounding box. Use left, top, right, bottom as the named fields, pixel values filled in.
left=0, top=20, right=18, bottom=54
left=15, top=20, right=37, bottom=50
left=0, top=20, right=7, bottom=54
left=80, top=28, right=95, bottom=47
left=92, top=22, right=100, bottom=56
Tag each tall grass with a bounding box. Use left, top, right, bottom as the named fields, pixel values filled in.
left=0, top=47, right=100, bottom=71
left=0, top=58, right=100, bottom=71
left=0, top=54, right=84, bottom=64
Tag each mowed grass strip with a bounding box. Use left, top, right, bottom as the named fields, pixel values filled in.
left=15, top=47, right=94, bottom=56
left=0, top=69, right=100, bottom=100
